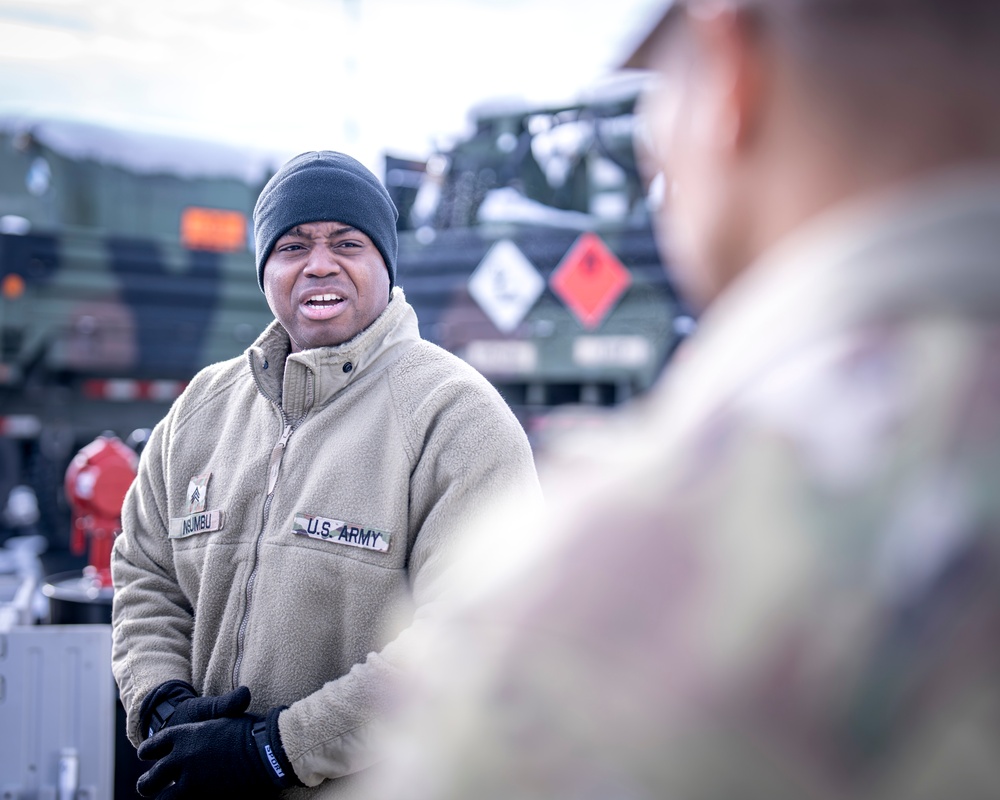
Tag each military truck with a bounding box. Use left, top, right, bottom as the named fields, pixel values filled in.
left=0, top=116, right=280, bottom=543
left=388, top=72, right=693, bottom=448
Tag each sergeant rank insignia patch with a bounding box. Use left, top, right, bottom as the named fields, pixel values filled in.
left=169, top=472, right=224, bottom=539
left=185, top=473, right=211, bottom=514
left=292, top=513, right=391, bottom=553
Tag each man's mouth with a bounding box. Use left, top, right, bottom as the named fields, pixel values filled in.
left=300, top=292, right=347, bottom=321
left=305, top=293, right=344, bottom=308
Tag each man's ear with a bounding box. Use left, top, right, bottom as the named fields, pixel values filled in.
left=688, top=3, right=765, bottom=156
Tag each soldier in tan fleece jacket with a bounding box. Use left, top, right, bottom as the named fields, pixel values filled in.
left=110, top=150, right=540, bottom=799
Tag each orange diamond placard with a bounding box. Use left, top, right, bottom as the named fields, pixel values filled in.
left=550, top=232, right=632, bottom=329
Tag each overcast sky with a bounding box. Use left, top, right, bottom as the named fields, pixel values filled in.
left=0, top=0, right=666, bottom=174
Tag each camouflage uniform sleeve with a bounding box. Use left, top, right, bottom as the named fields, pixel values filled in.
left=275, top=369, right=541, bottom=788
left=111, top=407, right=195, bottom=747
left=366, top=321, right=1000, bottom=800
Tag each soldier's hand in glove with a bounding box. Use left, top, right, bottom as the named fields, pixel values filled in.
left=136, top=703, right=300, bottom=799
left=138, top=679, right=252, bottom=740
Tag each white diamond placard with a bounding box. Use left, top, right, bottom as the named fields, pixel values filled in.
left=468, top=239, right=544, bottom=334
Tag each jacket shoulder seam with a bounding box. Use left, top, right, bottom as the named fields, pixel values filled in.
left=172, top=362, right=248, bottom=431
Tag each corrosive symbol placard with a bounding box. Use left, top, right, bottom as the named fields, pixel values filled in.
left=549, top=232, right=632, bottom=329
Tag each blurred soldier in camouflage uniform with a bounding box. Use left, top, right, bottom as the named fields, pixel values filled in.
left=371, top=1, right=1000, bottom=799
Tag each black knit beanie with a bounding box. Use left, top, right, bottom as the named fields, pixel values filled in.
left=253, top=151, right=399, bottom=292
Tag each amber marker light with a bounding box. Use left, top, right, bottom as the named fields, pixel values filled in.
left=180, top=207, right=248, bottom=252
left=2, top=273, right=25, bottom=299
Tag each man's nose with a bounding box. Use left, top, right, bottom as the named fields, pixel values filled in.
left=304, top=248, right=342, bottom=277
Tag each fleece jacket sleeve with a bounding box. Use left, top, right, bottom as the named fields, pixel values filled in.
left=111, top=408, right=195, bottom=747
left=276, top=367, right=542, bottom=787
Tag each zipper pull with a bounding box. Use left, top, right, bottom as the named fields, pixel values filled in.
left=266, top=423, right=293, bottom=496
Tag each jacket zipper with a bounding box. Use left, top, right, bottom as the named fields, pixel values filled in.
left=233, top=360, right=314, bottom=688
left=232, top=416, right=292, bottom=689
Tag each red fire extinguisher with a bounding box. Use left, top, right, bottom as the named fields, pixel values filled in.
left=64, top=434, right=138, bottom=588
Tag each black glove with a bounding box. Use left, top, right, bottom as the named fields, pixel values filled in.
left=136, top=703, right=300, bottom=798
left=139, top=680, right=252, bottom=740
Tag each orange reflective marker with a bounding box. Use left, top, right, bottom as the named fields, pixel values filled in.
left=180, top=207, right=247, bottom=252
left=2, top=273, right=25, bottom=299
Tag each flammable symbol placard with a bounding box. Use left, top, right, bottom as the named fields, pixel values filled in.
left=549, top=232, right=632, bottom=329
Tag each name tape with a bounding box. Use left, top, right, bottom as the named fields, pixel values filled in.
left=292, top=513, right=391, bottom=553
left=169, top=510, right=224, bottom=539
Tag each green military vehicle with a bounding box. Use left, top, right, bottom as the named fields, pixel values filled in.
left=388, top=72, right=693, bottom=448
left=0, top=116, right=279, bottom=543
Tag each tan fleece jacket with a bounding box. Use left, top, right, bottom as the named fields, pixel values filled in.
left=111, top=289, right=540, bottom=797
